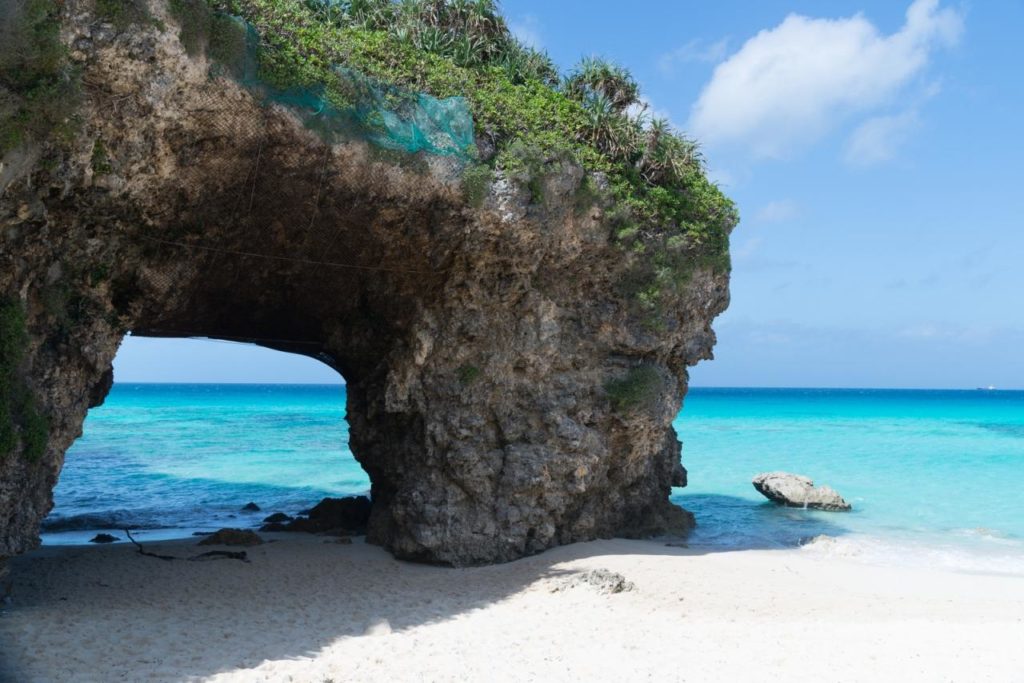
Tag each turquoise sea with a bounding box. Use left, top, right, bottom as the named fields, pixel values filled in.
left=44, top=384, right=1024, bottom=575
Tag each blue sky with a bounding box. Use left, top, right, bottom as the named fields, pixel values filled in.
left=115, top=0, right=1024, bottom=388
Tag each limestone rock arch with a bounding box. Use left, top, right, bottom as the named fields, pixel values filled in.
left=0, top=1, right=731, bottom=566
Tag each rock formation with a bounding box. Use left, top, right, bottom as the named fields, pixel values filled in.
left=0, top=0, right=734, bottom=567
left=752, top=472, right=852, bottom=512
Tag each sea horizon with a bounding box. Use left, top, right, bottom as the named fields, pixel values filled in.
left=109, top=380, right=1024, bottom=391
left=44, top=383, right=1024, bottom=577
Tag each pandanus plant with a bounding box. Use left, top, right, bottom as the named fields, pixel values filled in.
left=635, top=118, right=703, bottom=185
left=564, top=57, right=641, bottom=114
left=581, top=92, right=643, bottom=160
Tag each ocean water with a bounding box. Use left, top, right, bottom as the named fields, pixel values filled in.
left=43, top=384, right=1024, bottom=575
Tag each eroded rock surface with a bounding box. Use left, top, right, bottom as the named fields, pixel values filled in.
left=0, top=1, right=732, bottom=566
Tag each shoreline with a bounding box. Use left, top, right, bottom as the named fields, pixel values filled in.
left=39, top=516, right=1024, bottom=579
left=3, top=535, right=1023, bottom=681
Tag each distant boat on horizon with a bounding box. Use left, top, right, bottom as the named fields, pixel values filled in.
left=976, top=385, right=998, bottom=391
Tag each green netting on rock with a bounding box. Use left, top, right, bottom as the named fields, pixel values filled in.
left=220, top=17, right=475, bottom=159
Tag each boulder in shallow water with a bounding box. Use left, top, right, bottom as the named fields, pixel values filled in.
left=752, top=472, right=851, bottom=511
left=280, top=496, right=372, bottom=534
left=198, top=528, right=264, bottom=547
left=89, top=533, right=119, bottom=544
left=241, top=502, right=261, bottom=512
left=262, top=512, right=292, bottom=525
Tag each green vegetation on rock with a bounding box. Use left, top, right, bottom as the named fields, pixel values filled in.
left=0, top=0, right=80, bottom=157
left=2, top=0, right=735, bottom=319
left=95, top=0, right=154, bottom=28
left=0, top=299, right=49, bottom=463
left=605, top=365, right=663, bottom=413
left=456, top=364, right=481, bottom=385
left=198, top=0, right=735, bottom=314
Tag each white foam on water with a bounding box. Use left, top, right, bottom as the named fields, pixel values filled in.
left=800, top=532, right=1024, bottom=577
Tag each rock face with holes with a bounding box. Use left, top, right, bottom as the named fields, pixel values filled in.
left=0, top=1, right=732, bottom=566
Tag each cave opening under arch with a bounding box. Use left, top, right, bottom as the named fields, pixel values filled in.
left=41, top=337, right=369, bottom=546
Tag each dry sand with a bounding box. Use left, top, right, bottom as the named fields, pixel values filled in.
left=1, top=534, right=1023, bottom=682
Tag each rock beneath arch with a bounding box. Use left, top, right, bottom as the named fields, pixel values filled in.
left=270, top=496, right=371, bottom=535
left=89, top=533, right=119, bottom=544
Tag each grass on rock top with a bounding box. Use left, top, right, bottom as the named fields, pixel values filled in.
left=209, top=0, right=736, bottom=281
left=1, top=0, right=735, bottom=317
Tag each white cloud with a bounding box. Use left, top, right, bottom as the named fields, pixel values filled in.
left=754, top=199, right=801, bottom=223
left=844, top=110, right=921, bottom=165
left=509, top=15, right=543, bottom=49
left=688, top=0, right=963, bottom=158
left=658, top=39, right=730, bottom=76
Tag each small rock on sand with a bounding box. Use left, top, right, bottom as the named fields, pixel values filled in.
left=550, top=569, right=636, bottom=594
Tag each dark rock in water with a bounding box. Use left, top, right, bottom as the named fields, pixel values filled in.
left=89, top=533, right=119, bottom=544
left=303, top=496, right=371, bottom=533
left=241, top=502, right=261, bottom=512
left=752, top=472, right=851, bottom=511
left=197, top=528, right=264, bottom=547
left=308, top=496, right=371, bottom=530
left=272, top=497, right=371, bottom=534
left=192, top=532, right=214, bottom=536
left=262, top=512, right=292, bottom=524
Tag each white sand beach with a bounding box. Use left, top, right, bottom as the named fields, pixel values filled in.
left=1, top=534, right=1023, bottom=682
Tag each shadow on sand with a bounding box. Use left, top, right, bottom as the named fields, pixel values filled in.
left=0, top=495, right=851, bottom=681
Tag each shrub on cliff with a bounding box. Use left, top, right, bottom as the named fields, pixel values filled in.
left=0, top=0, right=80, bottom=156
left=1, top=0, right=736, bottom=316
left=204, top=0, right=737, bottom=307
left=0, top=299, right=49, bottom=463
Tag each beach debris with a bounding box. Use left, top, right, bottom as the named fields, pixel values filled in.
left=266, top=496, right=371, bottom=535
left=550, top=569, right=636, bottom=595
left=125, top=529, right=178, bottom=561
left=123, top=529, right=252, bottom=563
left=189, top=550, right=250, bottom=563
left=241, top=502, right=261, bottom=512
left=262, top=512, right=292, bottom=525
left=89, top=533, right=119, bottom=544
left=198, top=528, right=264, bottom=547
left=752, top=472, right=851, bottom=511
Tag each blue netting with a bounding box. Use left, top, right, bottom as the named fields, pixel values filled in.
left=221, top=17, right=475, bottom=159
